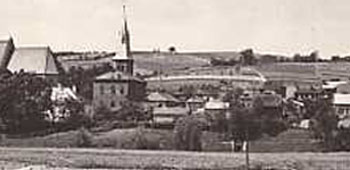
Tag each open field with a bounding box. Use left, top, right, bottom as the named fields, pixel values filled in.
left=1, top=147, right=350, bottom=170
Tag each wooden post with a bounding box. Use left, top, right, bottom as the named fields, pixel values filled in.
left=245, top=128, right=250, bottom=170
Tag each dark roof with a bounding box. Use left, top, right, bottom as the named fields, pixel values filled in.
left=0, top=37, right=14, bottom=69
left=296, top=88, right=323, bottom=94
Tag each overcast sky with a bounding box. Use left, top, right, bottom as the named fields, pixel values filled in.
left=1, top=0, right=350, bottom=58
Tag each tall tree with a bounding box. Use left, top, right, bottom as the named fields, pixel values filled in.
left=0, top=71, right=52, bottom=133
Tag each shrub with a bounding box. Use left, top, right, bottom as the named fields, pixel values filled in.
left=76, top=127, right=93, bottom=147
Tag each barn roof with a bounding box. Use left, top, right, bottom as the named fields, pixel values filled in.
left=0, top=37, right=15, bottom=69
left=7, top=46, right=58, bottom=75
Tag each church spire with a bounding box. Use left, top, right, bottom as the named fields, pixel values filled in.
left=112, top=4, right=134, bottom=75
left=114, top=4, right=131, bottom=60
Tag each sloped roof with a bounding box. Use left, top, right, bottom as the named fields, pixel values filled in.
left=333, top=93, right=350, bottom=105
left=153, top=106, right=189, bottom=116
left=0, top=37, right=14, bottom=69
left=338, top=118, right=350, bottom=128
left=51, top=86, right=78, bottom=102
left=205, top=99, right=229, bottom=110
left=186, top=96, right=205, bottom=103
left=7, top=47, right=58, bottom=75
left=147, top=92, right=180, bottom=102
left=95, top=70, right=144, bottom=82
left=322, top=81, right=348, bottom=89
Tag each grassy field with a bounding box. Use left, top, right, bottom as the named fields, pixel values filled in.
left=0, top=128, right=174, bottom=149
left=0, top=128, right=349, bottom=169
left=1, top=147, right=350, bottom=169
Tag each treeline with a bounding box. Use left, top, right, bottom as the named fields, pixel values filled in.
left=209, top=49, right=350, bottom=66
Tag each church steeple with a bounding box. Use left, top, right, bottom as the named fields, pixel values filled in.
left=113, top=4, right=133, bottom=75
left=120, top=4, right=131, bottom=59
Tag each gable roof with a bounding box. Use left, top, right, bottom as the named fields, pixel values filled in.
left=333, top=93, right=350, bottom=105
left=95, top=70, right=144, bottom=82
left=147, top=92, right=180, bottom=103
left=7, top=46, right=58, bottom=75
left=153, top=106, right=189, bottom=116
left=186, top=96, right=205, bottom=103
left=0, top=37, right=15, bottom=69
left=205, top=99, right=229, bottom=110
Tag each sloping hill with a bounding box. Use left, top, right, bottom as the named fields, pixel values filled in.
left=133, top=51, right=210, bottom=74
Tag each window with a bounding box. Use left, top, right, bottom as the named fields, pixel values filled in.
left=120, top=87, right=124, bottom=95
left=110, top=85, right=116, bottom=94
left=100, top=85, right=104, bottom=95
left=110, top=101, right=115, bottom=108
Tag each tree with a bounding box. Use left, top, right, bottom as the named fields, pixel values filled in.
left=76, top=126, right=93, bottom=147
left=116, top=101, right=149, bottom=121
left=293, top=53, right=302, bottom=62
left=310, top=99, right=338, bottom=150
left=309, top=51, right=319, bottom=62
left=0, top=72, right=52, bottom=133
left=240, top=49, right=257, bottom=65
left=174, top=115, right=204, bottom=151
left=61, top=63, right=113, bottom=100
left=168, top=46, right=176, bottom=53
left=227, top=94, right=287, bottom=141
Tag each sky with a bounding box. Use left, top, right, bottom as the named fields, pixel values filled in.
left=1, top=0, right=350, bottom=58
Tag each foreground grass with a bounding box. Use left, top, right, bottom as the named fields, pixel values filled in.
left=1, top=147, right=350, bottom=170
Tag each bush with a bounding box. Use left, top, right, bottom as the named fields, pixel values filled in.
left=76, top=127, right=93, bottom=147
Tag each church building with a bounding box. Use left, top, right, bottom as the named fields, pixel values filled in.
left=93, top=6, right=146, bottom=111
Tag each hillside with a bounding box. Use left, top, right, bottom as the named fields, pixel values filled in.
left=55, top=51, right=213, bottom=74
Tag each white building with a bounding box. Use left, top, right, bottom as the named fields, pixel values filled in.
left=333, top=93, right=350, bottom=119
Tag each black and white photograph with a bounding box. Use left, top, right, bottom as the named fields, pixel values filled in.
left=1, top=0, right=350, bottom=169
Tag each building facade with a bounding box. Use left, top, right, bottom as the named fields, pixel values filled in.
left=93, top=5, right=146, bottom=111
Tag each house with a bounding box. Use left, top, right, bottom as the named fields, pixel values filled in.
left=0, top=37, right=15, bottom=69
left=295, top=88, right=324, bottom=101
left=46, top=84, right=80, bottom=122
left=322, top=80, right=349, bottom=96
left=204, top=98, right=230, bottom=116
left=254, top=91, right=283, bottom=118
left=93, top=71, right=146, bottom=111
left=152, top=106, right=189, bottom=126
left=256, top=91, right=283, bottom=108
left=333, top=93, right=350, bottom=119
left=146, top=91, right=180, bottom=108
left=186, top=96, right=205, bottom=112
left=51, top=84, right=79, bottom=103
left=240, top=91, right=255, bottom=108
left=92, top=6, right=146, bottom=112
left=7, top=46, right=59, bottom=79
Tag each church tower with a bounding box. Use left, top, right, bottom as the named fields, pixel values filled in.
left=112, top=5, right=133, bottom=75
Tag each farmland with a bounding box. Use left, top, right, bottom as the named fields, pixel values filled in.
left=1, top=147, right=350, bottom=169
